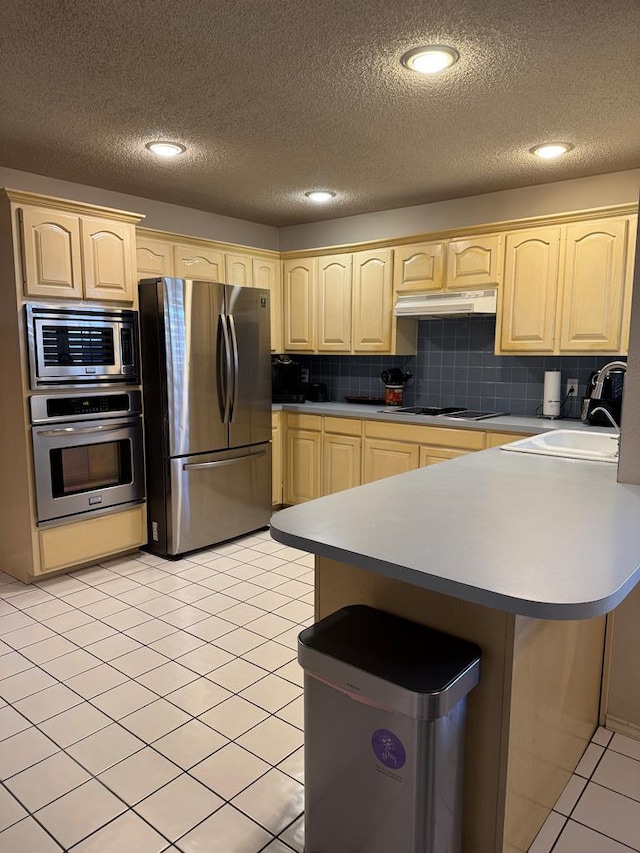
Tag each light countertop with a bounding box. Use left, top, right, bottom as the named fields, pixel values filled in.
left=270, top=446, right=640, bottom=620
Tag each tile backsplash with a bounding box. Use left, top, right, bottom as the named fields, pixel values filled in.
left=292, top=317, right=619, bottom=418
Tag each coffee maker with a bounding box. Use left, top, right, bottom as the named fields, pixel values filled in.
left=271, top=355, right=306, bottom=403
left=581, top=361, right=626, bottom=427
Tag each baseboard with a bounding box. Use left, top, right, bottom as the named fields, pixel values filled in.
left=604, top=714, right=640, bottom=740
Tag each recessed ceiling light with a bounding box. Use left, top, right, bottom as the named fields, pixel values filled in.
left=146, top=141, right=186, bottom=158
left=401, top=45, right=459, bottom=74
left=530, top=143, right=573, bottom=160
left=305, top=190, right=336, bottom=203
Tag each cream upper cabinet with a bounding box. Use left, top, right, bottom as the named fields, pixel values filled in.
left=173, top=245, right=224, bottom=281
left=81, top=217, right=136, bottom=303
left=225, top=253, right=253, bottom=287
left=445, top=233, right=503, bottom=290
left=353, top=248, right=393, bottom=352
left=498, top=227, right=561, bottom=353
left=136, top=238, right=173, bottom=280
left=558, top=218, right=629, bottom=353
left=284, top=257, right=316, bottom=351
left=317, top=254, right=352, bottom=352
left=393, top=242, right=444, bottom=293
left=19, top=207, right=83, bottom=299
left=253, top=257, right=282, bottom=353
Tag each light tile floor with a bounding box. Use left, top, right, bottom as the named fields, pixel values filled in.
left=0, top=530, right=638, bottom=852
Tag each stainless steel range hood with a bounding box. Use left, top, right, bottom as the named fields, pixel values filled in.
left=394, top=289, right=497, bottom=318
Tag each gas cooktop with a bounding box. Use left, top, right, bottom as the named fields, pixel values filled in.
left=380, top=406, right=507, bottom=421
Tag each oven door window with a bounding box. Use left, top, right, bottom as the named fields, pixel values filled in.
left=50, top=440, right=133, bottom=497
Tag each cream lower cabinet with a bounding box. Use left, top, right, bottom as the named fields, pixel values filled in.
left=284, top=414, right=322, bottom=504
left=419, top=446, right=468, bottom=466
left=272, top=411, right=283, bottom=506
left=363, top=438, right=420, bottom=483
left=322, top=418, right=362, bottom=495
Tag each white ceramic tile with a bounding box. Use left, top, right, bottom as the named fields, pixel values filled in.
left=224, top=564, right=265, bottom=581
left=247, top=613, right=297, bottom=640
left=40, top=703, right=112, bottom=748
left=0, top=784, right=28, bottom=830
left=249, top=540, right=288, bottom=555
left=41, top=649, right=103, bottom=680
left=276, top=695, right=304, bottom=730
left=0, top=727, right=58, bottom=779
left=248, top=554, right=289, bottom=571
left=593, top=749, right=640, bottom=801
left=553, top=819, right=637, bottom=853
left=185, top=615, right=236, bottom=642
left=65, top=664, right=128, bottom=699
left=67, top=723, right=146, bottom=774
left=0, top=667, right=57, bottom=702
left=150, top=632, right=204, bottom=660
left=42, top=610, right=93, bottom=633
left=116, top=586, right=163, bottom=606
left=101, top=608, right=152, bottom=631
left=62, top=589, right=109, bottom=609
left=111, top=647, right=169, bottom=677
left=211, top=628, right=266, bottom=655
left=274, top=660, right=304, bottom=688
left=206, top=658, right=265, bottom=692
left=124, top=620, right=177, bottom=645
left=170, top=584, right=214, bottom=604
left=293, top=554, right=314, bottom=568
left=242, top=641, right=295, bottom=671
left=5, top=751, right=90, bottom=811
left=272, top=626, right=300, bottom=650
left=165, top=678, right=232, bottom=716
left=159, top=605, right=210, bottom=629
left=239, top=674, right=301, bottom=714
left=191, top=743, right=271, bottom=800
left=217, top=602, right=265, bottom=626
left=272, top=580, right=309, bottom=599
left=197, top=573, right=240, bottom=592
left=279, top=813, right=304, bottom=852
left=247, top=590, right=291, bottom=611
left=136, top=596, right=183, bottom=617
left=199, top=695, right=269, bottom=739
left=86, top=634, right=142, bottom=662
left=575, top=742, right=605, bottom=778
left=553, top=774, right=588, bottom=816
left=92, top=681, right=158, bottom=719
left=262, top=841, right=296, bottom=853
left=232, top=768, right=304, bottom=834
left=610, top=732, right=640, bottom=762
left=71, top=810, right=168, bottom=853
left=237, top=716, right=303, bottom=765
left=194, top=593, right=238, bottom=615
left=224, top=581, right=264, bottom=601
left=274, top=600, right=314, bottom=624
left=175, top=644, right=234, bottom=675
left=63, top=622, right=117, bottom=646
left=0, top=651, right=34, bottom=678
left=273, top=546, right=309, bottom=561
left=22, top=600, right=71, bottom=621
left=19, top=635, right=79, bottom=665
left=35, top=779, right=127, bottom=848
left=174, top=565, right=217, bottom=582
left=37, top=576, right=87, bottom=596
left=277, top=746, right=304, bottom=783
left=152, top=719, right=227, bottom=769
left=203, top=556, right=242, bottom=572
left=0, top=706, right=31, bottom=740
left=120, top=698, right=190, bottom=742
left=71, top=566, right=121, bottom=586
left=96, top=577, right=142, bottom=596
left=247, top=572, right=290, bottom=590
left=176, top=803, right=271, bottom=853
left=148, top=577, right=191, bottom=594
left=2, top=623, right=56, bottom=649
left=135, top=773, right=224, bottom=841
left=591, top=726, right=614, bottom=747
left=137, top=661, right=199, bottom=695
left=0, top=614, right=36, bottom=637
left=14, top=683, right=84, bottom=723
left=0, top=816, right=63, bottom=851
left=572, top=782, right=640, bottom=849
left=98, top=747, right=181, bottom=805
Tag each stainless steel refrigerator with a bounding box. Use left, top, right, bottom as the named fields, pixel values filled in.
left=139, top=277, right=272, bottom=557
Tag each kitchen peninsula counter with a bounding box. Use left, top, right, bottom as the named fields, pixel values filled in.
left=271, top=450, right=640, bottom=852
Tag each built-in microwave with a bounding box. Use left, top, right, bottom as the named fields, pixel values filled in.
left=25, top=303, right=139, bottom=389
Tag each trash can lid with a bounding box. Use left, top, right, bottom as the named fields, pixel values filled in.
left=299, top=605, right=481, bottom=695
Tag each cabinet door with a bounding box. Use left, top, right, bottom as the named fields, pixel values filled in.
left=445, top=234, right=503, bottom=290
left=318, top=254, right=352, bottom=352
left=173, top=245, right=224, bottom=281
left=19, top=207, right=83, bottom=299
left=498, top=227, right=561, bottom=353
left=81, top=218, right=136, bottom=302
left=323, top=433, right=362, bottom=495
left=559, top=218, right=629, bottom=353
left=363, top=438, right=419, bottom=483
left=353, top=249, right=393, bottom=352
left=418, top=446, right=469, bottom=467
left=484, top=431, right=530, bottom=449
left=393, top=242, right=444, bottom=293
left=136, top=239, right=173, bottom=279
left=253, top=257, right=282, bottom=353
left=283, top=258, right=316, bottom=351
left=225, top=253, right=253, bottom=287
left=272, top=412, right=282, bottom=506
left=284, top=428, right=321, bottom=504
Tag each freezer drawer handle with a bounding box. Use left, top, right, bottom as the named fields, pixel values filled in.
left=183, top=450, right=267, bottom=471
left=227, top=313, right=239, bottom=423
left=37, top=424, right=127, bottom=437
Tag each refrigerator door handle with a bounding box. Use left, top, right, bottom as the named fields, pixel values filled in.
left=183, top=449, right=267, bottom=471
left=217, top=313, right=232, bottom=423
left=227, top=313, right=239, bottom=422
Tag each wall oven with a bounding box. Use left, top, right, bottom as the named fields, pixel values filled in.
left=30, top=390, right=144, bottom=523
left=25, top=303, right=139, bottom=389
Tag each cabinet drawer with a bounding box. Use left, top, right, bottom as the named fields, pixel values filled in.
left=38, top=505, right=146, bottom=574
left=323, top=416, right=363, bottom=436
left=286, top=413, right=322, bottom=431
left=365, top=420, right=485, bottom=450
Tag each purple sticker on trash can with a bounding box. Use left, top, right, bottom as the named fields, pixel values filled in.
left=371, top=728, right=406, bottom=769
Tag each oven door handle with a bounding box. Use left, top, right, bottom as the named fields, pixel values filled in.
left=36, top=425, right=128, bottom=437
left=183, top=450, right=267, bottom=471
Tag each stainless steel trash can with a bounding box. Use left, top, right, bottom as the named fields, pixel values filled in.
left=298, top=605, right=481, bottom=853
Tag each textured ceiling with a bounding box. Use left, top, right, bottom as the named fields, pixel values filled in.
left=0, top=0, right=638, bottom=227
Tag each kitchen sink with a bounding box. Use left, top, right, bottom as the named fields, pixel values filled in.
left=501, top=429, right=619, bottom=462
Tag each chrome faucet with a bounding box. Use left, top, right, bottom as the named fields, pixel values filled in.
left=588, top=406, right=621, bottom=434
left=592, top=361, right=627, bottom=399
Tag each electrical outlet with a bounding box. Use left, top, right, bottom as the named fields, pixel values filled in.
left=301, top=368, right=310, bottom=383
left=566, top=378, right=579, bottom=397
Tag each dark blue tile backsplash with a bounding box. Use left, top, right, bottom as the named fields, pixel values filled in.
left=291, top=317, right=619, bottom=418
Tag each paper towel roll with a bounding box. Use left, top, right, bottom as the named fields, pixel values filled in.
left=543, top=370, right=561, bottom=418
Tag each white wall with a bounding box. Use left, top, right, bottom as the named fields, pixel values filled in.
left=279, top=169, right=640, bottom=251
left=0, top=166, right=279, bottom=251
